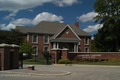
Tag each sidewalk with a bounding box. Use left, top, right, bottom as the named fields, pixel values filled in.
left=53, top=64, right=120, bottom=67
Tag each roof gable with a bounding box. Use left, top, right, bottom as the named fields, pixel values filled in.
left=53, top=24, right=81, bottom=40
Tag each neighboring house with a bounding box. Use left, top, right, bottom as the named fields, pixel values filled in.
left=16, top=21, right=91, bottom=57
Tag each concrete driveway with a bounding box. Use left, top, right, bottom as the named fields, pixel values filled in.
left=0, top=64, right=120, bottom=80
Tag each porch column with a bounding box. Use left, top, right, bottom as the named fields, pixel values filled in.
left=77, top=43, right=78, bottom=52
left=74, top=43, right=76, bottom=52
left=57, top=42, right=59, bottom=49
left=53, top=42, right=56, bottom=48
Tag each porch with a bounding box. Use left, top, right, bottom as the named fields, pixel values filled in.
left=50, top=38, right=80, bottom=52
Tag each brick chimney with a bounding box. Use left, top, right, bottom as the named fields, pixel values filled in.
left=74, top=21, right=79, bottom=28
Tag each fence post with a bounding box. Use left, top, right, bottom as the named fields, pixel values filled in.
left=62, top=48, right=69, bottom=59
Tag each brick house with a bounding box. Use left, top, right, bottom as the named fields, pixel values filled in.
left=16, top=21, right=91, bottom=57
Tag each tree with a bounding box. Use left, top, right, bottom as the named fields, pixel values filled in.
left=0, top=29, right=24, bottom=45
left=10, top=29, right=24, bottom=45
left=42, top=51, right=51, bottom=65
left=19, top=40, right=34, bottom=58
left=93, top=0, right=120, bottom=51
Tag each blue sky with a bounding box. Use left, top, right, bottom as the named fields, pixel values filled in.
left=0, top=0, right=103, bottom=39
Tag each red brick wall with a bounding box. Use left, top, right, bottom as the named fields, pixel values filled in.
left=28, top=34, right=53, bottom=57
left=79, top=36, right=91, bottom=52
left=68, top=52, right=120, bottom=60
left=57, top=27, right=77, bottom=38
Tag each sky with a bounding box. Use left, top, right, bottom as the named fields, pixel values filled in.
left=0, top=0, right=103, bottom=39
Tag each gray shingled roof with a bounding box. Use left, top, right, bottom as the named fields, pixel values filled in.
left=16, top=21, right=91, bottom=36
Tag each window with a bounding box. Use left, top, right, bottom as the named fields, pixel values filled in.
left=33, top=46, right=38, bottom=55
left=44, top=46, right=49, bottom=51
left=44, top=35, right=49, bottom=44
left=85, top=38, right=89, bottom=45
left=85, top=47, right=89, bottom=52
left=33, top=35, right=38, bottom=43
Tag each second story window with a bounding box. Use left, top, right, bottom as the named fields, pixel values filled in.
left=44, top=35, right=49, bottom=44
left=33, top=35, right=38, bottom=43
left=85, top=38, right=89, bottom=45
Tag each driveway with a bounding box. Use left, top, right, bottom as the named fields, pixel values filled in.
left=0, top=64, right=120, bottom=80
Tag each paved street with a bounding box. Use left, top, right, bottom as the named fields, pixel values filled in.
left=0, top=65, right=120, bottom=80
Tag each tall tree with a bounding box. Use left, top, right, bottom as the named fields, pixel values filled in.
left=93, top=0, right=120, bottom=51
left=0, top=29, right=24, bottom=45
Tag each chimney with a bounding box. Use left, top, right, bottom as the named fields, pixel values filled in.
left=74, top=21, right=79, bottom=28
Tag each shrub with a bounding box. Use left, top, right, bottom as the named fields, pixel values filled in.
left=58, top=59, right=71, bottom=64
left=94, top=59, right=99, bottom=62
left=100, top=59, right=105, bottom=62
left=42, top=51, right=50, bottom=59
left=89, top=59, right=94, bottom=62
left=108, top=58, right=118, bottom=62
left=85, top=59, right=89, bottom=62
left=76, top=59, right=82, bottom=62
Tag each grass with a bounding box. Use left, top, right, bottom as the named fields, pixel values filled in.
left=19, top=57, right=52, bottom=65
left=72, top=62, right=120, bottom=66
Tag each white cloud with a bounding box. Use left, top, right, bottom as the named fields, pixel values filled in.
left=59, top=21, right=64, bottom=23
left=83, top=24, right=103, bottom=32
left=33, top=12, right=63, bottom=25
left=77, top=11, right=98, bottom=22
left=53, top=0, right=82, bottom=7
left=11, top=18, right=33, bottom=25
left=91, top=37, right=94, bottom=40
left=1, top=12, right=64, bottom=30
left=0, top=0, right=81, bottom=13
left=28, top=9, right=33, bottom=12
left=4, top=13, right=16, bottom=19
left=0, top=23, right=16, bottom=30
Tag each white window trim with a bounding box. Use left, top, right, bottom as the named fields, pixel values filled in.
left=32, top=34, right=38, bottom=43
left=85, top=38, right=89, bottom=45
left=44, top=46, right=49, bottom=51
left=85, top=47, right=89, bottom=52
left=44, top=35, right=49, bottom=44
left=32, top=46, right=38, bottom=55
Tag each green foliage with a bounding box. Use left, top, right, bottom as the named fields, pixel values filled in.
left=19, top=40, right=34, bottom=55
left=42, top=51, right=51, bottom=59
left=108, top=58, right=119, bottom=62
left=58, top=59, right=71, bottom=64
left=100, top=59, right=105, bottom=62
left=93, top=0, right=120, bottom=51
left=91, top=40, right=98, bottom=52
left=0, top=29, right=24, bottom=45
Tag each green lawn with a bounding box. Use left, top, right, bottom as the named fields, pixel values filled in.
left=73, top=62, right=120, bottom=66
left=19, top=57, right=52, bottom=65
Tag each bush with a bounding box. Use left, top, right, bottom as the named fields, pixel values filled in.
left=100, top=59, right=105, bottom=62
left=42, top=51, right=50, bottom=59
left=58, top=59, right=71, bottom=64
left=76, top=59, right=82, bottom=62
left=108, top=58, right=118, bottom=62
left=94, top=59, right=99, bottom=62
left=85, top=59, right=89, bottom=62
left=89, top=59, right=94, bottom=62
